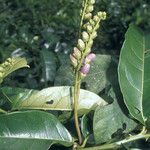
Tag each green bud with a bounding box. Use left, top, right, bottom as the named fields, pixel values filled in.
left=0, top=72, right=3, bottom=78
left=77, top=39, right=85, bottom=51
left=0, top=67, right=4, bottom=72
left=84, top=13, right=92, bottom=20
left=97, top=11, right=106, bottom=20
left=86, top=5, right=94, bottom=13
left=6, top=58, right=12, bottom=63
left=86, top=47, right=91, bottom=54
left=87, top=25, right=93, bottom=33
left=82, top=31, right=89, bottom=42
left=89, top=19, right=95, bottom=26
left=70, top=54, right=78, bottom=68
left=73, top=47, right=81, bottom=59
left=83, top=22, right=90, bottom=29
left=93, top=15, right=99, bottom=22
left=88, top=40, right=93, bottom=47
left=89, top=0, right=95, bottom=4
left=4, top=62, right=9, bottom=66
left=101, top=12, right=107, bottom=20
left=95, top=24, right=100, bottom=30
left=91, top=31, right=97, bottom=39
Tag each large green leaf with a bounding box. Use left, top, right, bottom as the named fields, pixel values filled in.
left=0, top=110, right=73, bottom=150
left=93, top=88, right=137, bottom=144
left=0, top=86, right=106, bottom=115
left=41, top=50, right=57, bottom=82
left=55, top=54, right=116, bottom=94
left=0, top=57, right=29, bottom=84
left=118, top=25, right=150, bottom=124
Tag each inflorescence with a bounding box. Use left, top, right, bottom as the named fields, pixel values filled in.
left=70, top=0, right=106, bottom=76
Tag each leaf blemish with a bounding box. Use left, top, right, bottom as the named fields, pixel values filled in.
left=46, top=100, right=54, bottom=105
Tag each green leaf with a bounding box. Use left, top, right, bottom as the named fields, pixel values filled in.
left=0, top=86, right=106, bottom=115
left=0, top=110, right=73, bottom=150
left=0, top=57, right=29, bottom=84
left=118, top=25, right=150, bottom=124
left=54, top=64, right=74, bottom=86
left=55, top=54, right=115, bottom=94
left=41, top=50, right=57, bottom=82
left=83, top=55, right=115, bottom=94
left=81, top=114, right=90, bottom=138
left=93, top=88, right=137, bottom=144
left=81, top=114, right=95, bottom=145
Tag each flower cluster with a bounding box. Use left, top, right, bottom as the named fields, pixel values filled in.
left=70, top=0, right=106, bottom=77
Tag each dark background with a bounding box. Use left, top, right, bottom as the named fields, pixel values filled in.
left=0, top=0, right=150, bottom=88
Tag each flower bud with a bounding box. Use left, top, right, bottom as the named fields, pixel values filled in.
left=0, top=72, right=3, bottom=78
left=82, top=31, right=89, bottom=42
left=91, top=31, right=97, bottom=39
left=73, top=47, right=81, bottom=59
left=83, top=22, right=90, bottom=29
left=93, top=15, right=99, bottom=22
left=88, top=40, right=93, bottom=47
left=84, top=13, right=92, bottom=20
left=6, top=58, right=12, bottom=63
left=80, top=63, right=90, bottom=76
left=0, top=67, right=4, bottom=72
left=87, top=25, right=93, bottom=33
left=95, top=24, right=100, bottom=30
left=89, top=0, right=95, bottom=4
left=97, top=11, right=106, bottom=20
left=86, top=5, right=94, bottom=13
left=86, top=47, right=91, bottom=54
left=4, top=62, right=9, bottom=66
left=70, top=54, right=78, bottom=68
left=86, top=53, right=96, bottom=63
left=89, top=19, right=95, bottom=26
left=101, top=12, right=107, bottom=20
left=77, top=39, right=85, bottom=51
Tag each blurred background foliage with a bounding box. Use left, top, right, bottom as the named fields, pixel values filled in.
left=0, top=0, right=150, bottom=89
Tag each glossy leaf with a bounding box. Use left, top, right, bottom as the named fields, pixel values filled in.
left=93, top=88, right=137, bottom=144
left=0, top=86, right=106, bottom=115
left=0, top=110, right=73, bottom=150
left=41, top=50, right=57, bottom=82
left=118, top=25, right=150, bottom=124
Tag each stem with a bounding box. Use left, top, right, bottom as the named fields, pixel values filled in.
left=74, top=71, right=82, bottom=145
left=78, top=133, right=150, bottom=150
left=79, top=0, right=88, bottom=38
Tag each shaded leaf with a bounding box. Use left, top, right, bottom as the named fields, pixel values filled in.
left=82, top=55, right=112, bottom=94
left=0, top=86, right=106, bottom=115
left=93, top=88, right=137, bottom=144
left=118, top=25, right=150, bottom=124
left=54, top=64, right=74, bottom=86
left=0, top=110, right=73, bottom=150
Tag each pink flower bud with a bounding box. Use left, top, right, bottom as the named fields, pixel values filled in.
left=82, top=53, right=96, bottom=65
left=80, top=63, right=90, bottom=75
left=86, top=53, right=96, bottom=62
